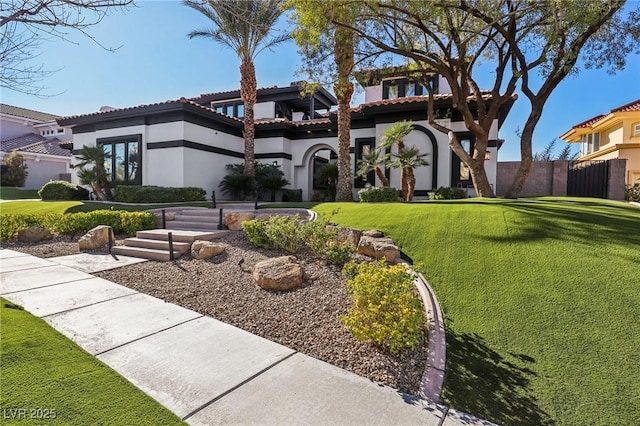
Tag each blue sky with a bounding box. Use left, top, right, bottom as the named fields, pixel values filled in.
left=2, top=0, right=639, bottom=161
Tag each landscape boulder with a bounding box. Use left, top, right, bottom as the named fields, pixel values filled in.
left=357, top=235, right=401, bottom=263
left=191, top=240, right=226, bottom=260
left=225, top=212, right=256, bottom=230
left=326, top=225, right=362, bottom=248
left=16, top=226, right=53, bottom=243
left=362, top=229, right=384, bottom=238
left=78, top=225, right=115, bottom=251
left=253, top=255, right=304, bottom=291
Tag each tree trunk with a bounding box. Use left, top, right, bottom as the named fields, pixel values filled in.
left=334, top=27, right=354, bottom=202
left=447, top=130, right=494, bottom=197
left=468, top=160, right=494, bottom=197
left=406, top=168, right=416, bottom=201
left=240, top=59, right=257, bottom=177
left=504, top=106, right=543, bottom=198
left=400, top=167, right=409, bottom=201
left=374, top=166, right=389, bottom=187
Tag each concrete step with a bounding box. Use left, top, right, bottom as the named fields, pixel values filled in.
left=136, top=229, right=227, bottom=243
left=111, top=246, right=181, bottom=262
left=174, top=214, right=219, bottom=223
left=166, top=221, right=220, bottom=231
left=123, top=238, right=191, bottom=254
left=177, top=209, right=221, bottom=217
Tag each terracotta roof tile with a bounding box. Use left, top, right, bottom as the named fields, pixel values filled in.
left=573, top=114, right=606, bottom=129
left=293, top=118, right=332, bottom=126
left=611, top=99, right=640, bottom=113
left=0, top=104, right=59, bottom=122
left=350, top=92, right=508, bottom=112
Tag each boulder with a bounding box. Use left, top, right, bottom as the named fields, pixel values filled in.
left=362, top=229, right=384, bottom=238
left=326, top=225, right=362, bottom=248
left=16, top=226, right=53, bottom=243
left=253, top=255, right=304, bottom=291
left=225, top=212, right=256, bottom=231
left=79, top=225, right=115, bottom=251
left=357, top=235, right=401, bottom=263
left=191, top=240, right=226, bottom=260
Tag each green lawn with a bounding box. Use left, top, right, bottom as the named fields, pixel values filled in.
left=0, top=299, right=183, bottom=425
left=0, top=187, right=40, bottom=200
left=315, top=198, right=640, bottom=426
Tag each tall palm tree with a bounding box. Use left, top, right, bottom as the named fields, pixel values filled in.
left=72, top=145, right=112, bottom=201
left=356, top=147, right=389, bottom=187
left=184, top=0, right=289, bottom=177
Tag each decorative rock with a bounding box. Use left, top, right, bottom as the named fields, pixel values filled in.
left=362, top=229, right=384, bottom=238
left=357, top=235, right=401, bottom=263
left=191, top=240, right=226, bottom=260
left=79, top=225, right=115, bottom=251
left=225, top=212, right=256, bottom=230
left=253, top=255, right=304, bottom=291
left=16, top=226, right=53, bottom=243
left=326, top=225, right=362, bottom=248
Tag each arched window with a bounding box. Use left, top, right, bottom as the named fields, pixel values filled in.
left=633, top=123, right=640, bottom=137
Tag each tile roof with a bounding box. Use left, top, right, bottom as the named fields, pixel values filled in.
left=611, top=98, right=640, bottom=113
left=0, top=133, right=71, bottom=157
left=22, top=139, right=72, bottom=157
left=0, top=104, right=59, bottom=122
left=1, top=133, right=47, bottom=151
left=570, top=99, right=640, bottom=130
left=350, top=92, right=507, bottom=112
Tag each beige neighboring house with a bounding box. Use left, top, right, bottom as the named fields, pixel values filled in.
left=560, top=99, right=640, bottom=185
left=0, top=104, right=72, bottom=189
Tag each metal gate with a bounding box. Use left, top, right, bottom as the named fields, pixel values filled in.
left=567, top=160, right=609, bottom=198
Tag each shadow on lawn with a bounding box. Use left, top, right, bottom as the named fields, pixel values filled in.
left=442, top=330, right=554, bottom=426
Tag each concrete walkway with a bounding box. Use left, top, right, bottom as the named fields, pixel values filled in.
left=0, top=249, right=494, bottom=426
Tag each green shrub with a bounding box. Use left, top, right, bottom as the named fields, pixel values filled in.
left=429, top=186, right=466, bottom=200
left=358, top=187, right=401, bottom=202
left=625, top=184, right=640, bottom=202
left=219, top=163, right=290, bottom=201
left=242, top=219, right=274, bottom=249
left=38, top=180, right=89, bottom=200
left=0, top=210, right=155, bottom=240
left=282, top=188, right=303, bottom=202
left=113, top=186, right=206, bottom=203
left=242, top=213, right=355, bottom=264
left=341, top=261, right=425, bottom=354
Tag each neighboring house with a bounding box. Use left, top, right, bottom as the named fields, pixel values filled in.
left=57, top=73, right=515, bottom=201
left=0, top=104, right=72, bottom=189
left=560, top=99, right=640, bottom=185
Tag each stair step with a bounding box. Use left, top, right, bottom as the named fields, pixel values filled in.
left=177, top=209, right=221, bottom=217
left=123, top=238, right=191, bottom=253
left=136, top=229, right=228, bottom=242
left=173, top=214, right=219, bottom=223
left=166, top=221, right=220, bottom=231
left=111, top=246, right=181, bottom=262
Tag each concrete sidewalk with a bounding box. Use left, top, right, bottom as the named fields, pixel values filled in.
left=1, top=249, right=494, bottom=426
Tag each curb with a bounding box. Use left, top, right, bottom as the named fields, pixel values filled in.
left=397, top=260, right=446, bottom=402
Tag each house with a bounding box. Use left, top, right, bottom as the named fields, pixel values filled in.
left=57, top=72, right=515, bottom=201
left=0, top=104, right=72, bottom=189
left=560, top=99, right=640, bottom=185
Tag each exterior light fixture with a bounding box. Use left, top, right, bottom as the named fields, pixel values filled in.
left=484, top=151, right=491, bottom=160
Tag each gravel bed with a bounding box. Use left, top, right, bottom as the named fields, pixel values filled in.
left=2, top=231, right=428, bottom=395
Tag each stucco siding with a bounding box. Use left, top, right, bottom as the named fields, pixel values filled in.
left=1, top=120, right=37, bottom=140
left=22, top=156, right=69, bottom=189
left=146, top=147, right=184, bottom=187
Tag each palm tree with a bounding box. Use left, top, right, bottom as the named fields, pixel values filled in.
left=356, top=147, right=389, bottom=187
left=72, top=145, right=112, bottom=201
left=184, top=0, right=289, bottom=177
left=380, top=120, right=430, bottom=201
left=389, top=146, right=429, bottom=201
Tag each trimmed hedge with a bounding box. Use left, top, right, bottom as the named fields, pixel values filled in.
left=429, top=186, right=466, bottom=200
left=113, top=186, right=206, bottom=203
left=0, top=210, right=156, bottom=240
left=358, top=187, right=401, bottom=203
left=38, top=180, right=89, bottom=201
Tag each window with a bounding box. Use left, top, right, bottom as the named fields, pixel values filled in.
left=634, top=124, right=640, bottom=137
left=211, top=101, right=244, bottom=118
left=98, top=135, right=142, bottom=185
left=57, top=129, right=64, bottom=134
left=580, top=133, right=601, bottom=155
left=355, top=138, right=376, bottom=188
left=450, top=133, right=474, bottom=188
left=459, top=138, right=471, bottom=181
left=382, top=76, right=437, bottom=100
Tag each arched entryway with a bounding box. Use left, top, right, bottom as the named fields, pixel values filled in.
left=309, top=147, right=338, bottom=201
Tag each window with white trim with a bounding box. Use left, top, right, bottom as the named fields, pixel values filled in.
left=580, top=132, right=600, bottom=155
left=633, top=123, right=640, bottom=137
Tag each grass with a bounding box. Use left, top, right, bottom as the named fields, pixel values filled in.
left=0, top=299, right=183, bottom=425
left=0, top=187, right=40, bottom=200
left=258, top=202, right=319, bottom=209
left=314, top=197, right=640, bottom=426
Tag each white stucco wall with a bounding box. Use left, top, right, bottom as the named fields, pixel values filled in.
left=20, top=153, right=70, bottom=189
left=254, top=102, right=275, bottom=120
